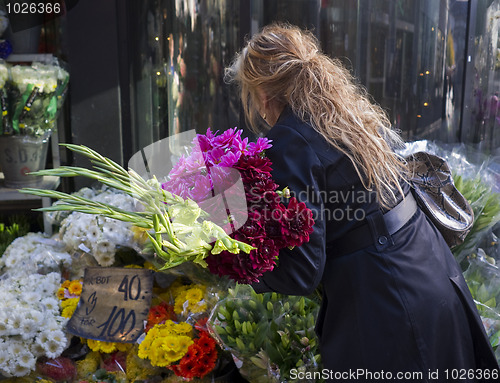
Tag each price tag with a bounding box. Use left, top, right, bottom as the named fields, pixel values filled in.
left=66, top=267, right=154, bottom=343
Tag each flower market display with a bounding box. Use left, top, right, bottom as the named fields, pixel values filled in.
left=0, top=128, right=318, bottom=382
left=4, top=131, right=500, bottom=382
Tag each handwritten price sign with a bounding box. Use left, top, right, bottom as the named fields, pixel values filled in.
left=66, top=267, right=154, bottom=343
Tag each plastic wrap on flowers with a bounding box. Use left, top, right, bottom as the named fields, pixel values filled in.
left=135, top=272, right=234, bottom=381
left=48, top=264, right=238, bottom=382
left=207, top=284, right=322, bottom=383
left=0, top=61, right=9, bottom=134
left=51, top=186, right=142, bottom=274
left=463, top=251, right=500, bottom=362
left=452, top=172, right=500, bottom=264
left=7, top=60, right=69, bottom=137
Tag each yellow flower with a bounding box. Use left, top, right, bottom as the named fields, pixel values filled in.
left=154, top=335, right=192, bottom=366
left=186, top=287, right=203, bottom=302
left=61, top=297, right=79, bottom=309
left=189, top=301, right=207, bottom=313
left=87, top=338, right=119, bottom=353
left=61, top=280, right=71, bottom=289
left=174, top=293, right=188, bottom=315
left=173, top=322, right=192, bottom=335
left=99, top=341, right=120, bottom=354
left=68, top=280, right=83, bottom=296
left=76, top=351, right=101, bottom=379
left=131, top=225, right=150, bottom=244
left=61, top=306, right=74, bottom=318
left=116, top=342, right=132, bottom=352
left=61, top=298, right=79, bottom=318
left=56, top=287, right=66, bottom=300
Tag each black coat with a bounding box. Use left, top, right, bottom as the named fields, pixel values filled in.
left=252, top=107, right=499, bottom=382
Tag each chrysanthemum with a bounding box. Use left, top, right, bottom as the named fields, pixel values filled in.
left=17, top=350, right=36, bottom=369
left=68, top=280, right=83, bottom=296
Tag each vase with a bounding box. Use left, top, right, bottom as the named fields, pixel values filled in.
left=0, top=134, right=50, bottom=188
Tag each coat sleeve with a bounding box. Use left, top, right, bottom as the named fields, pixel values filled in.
left=251, top=125, right=326, bottom=296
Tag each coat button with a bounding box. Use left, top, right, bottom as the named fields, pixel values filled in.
left=378, top=235, right=388, bottom=245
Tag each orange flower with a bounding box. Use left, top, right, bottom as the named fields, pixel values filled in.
left=56, top=287, right=66, bottom=300
left=68, top=280, right=83, bottom=296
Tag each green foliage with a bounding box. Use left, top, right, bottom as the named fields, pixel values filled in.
left=210, top=284, right=322, bottom=383
left=0, top=215, right=30, bottom=255
left=452, top=173, right=500, bottom=264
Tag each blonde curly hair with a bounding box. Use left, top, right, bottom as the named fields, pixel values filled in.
left=225, top=22, right=407, bottom=208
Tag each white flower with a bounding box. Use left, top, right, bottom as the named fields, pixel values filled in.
left=0, top=313, right=9, bottom=336
left=42, top=339, right=66, bottom=359
left=6, top=312, right=23, bottom=334
left=7, top=340, right=24, bottom=356
left=16, top=350, right=36, bottom=370
left=94, top=240, right=116, bottom=255
left=41, top=297, right=60, bottom=314
left=7, top=361, right=32, bottom=377
left=0, top=349, right=8, bottom=367
left=22, top=291, right=42, bottom=305
left=94, top=251, right=115, bottom=267
left=19, top=319, right=37, bottom=340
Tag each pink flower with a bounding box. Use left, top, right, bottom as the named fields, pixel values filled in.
left=246, top=137, right=273, bottom=156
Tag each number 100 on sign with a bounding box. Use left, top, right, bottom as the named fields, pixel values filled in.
left=66, top=267, right=154, bottom=343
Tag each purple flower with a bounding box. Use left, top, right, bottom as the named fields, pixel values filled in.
left=246, top=137, right=272, bottom=156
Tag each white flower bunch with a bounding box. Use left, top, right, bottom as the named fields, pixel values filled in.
left=0, top=232, right=72, bottom=276
left=57, top=186, right=138, bottom=267
left=0, top=272, right=69, bottom=377
left=0, top=62, right=8, bottom=89
left=10, top=64, right=60, bottom=94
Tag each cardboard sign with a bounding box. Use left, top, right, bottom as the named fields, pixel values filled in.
left=66, top=267, right=154, bottom=343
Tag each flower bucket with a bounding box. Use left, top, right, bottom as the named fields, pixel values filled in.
left=0, top=134, right=49, bottom=188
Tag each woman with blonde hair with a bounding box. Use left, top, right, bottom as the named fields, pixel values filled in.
left=225, top=23, right=498, bottom=380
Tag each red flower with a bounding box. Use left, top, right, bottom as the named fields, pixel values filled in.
left=171, top=340, right=216, bottom=380
left=102, top=351, right=127, bottom=372
left=146, top=301, right=176, bottom=332
left=196, top=331, right=217, bottom=353
left=37, top=357, right=77, bottom=382
left=280, top=197, right=315, bottom=247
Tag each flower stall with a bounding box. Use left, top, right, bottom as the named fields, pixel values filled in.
left=0, top=128, right=320, bottom=382
left=1, top=130, right=500, bottom=382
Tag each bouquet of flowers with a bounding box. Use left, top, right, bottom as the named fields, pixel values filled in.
left=50, top=186, right=141, bottom=269
left=162, top=128, right=314, bottom=283
left=0, top=61, right=8, bottom=134
left=0, top=233, right=74, bottom=378
left=21, top=143, right=255, bottom=275
left=22, top=128, right=314, bottom=284
left=136, top=279, right=222, bottom=380
left=6, top=61, right=69, bottom=137
left=208, top=284, right=322, bottom=383
left=463, top=251, right=500, bottom=362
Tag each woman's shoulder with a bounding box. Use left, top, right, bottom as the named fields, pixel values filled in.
left=266, top=107, right=338, bottom=162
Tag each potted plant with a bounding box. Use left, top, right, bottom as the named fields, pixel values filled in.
left=0, top=60, right=69, bottom=188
